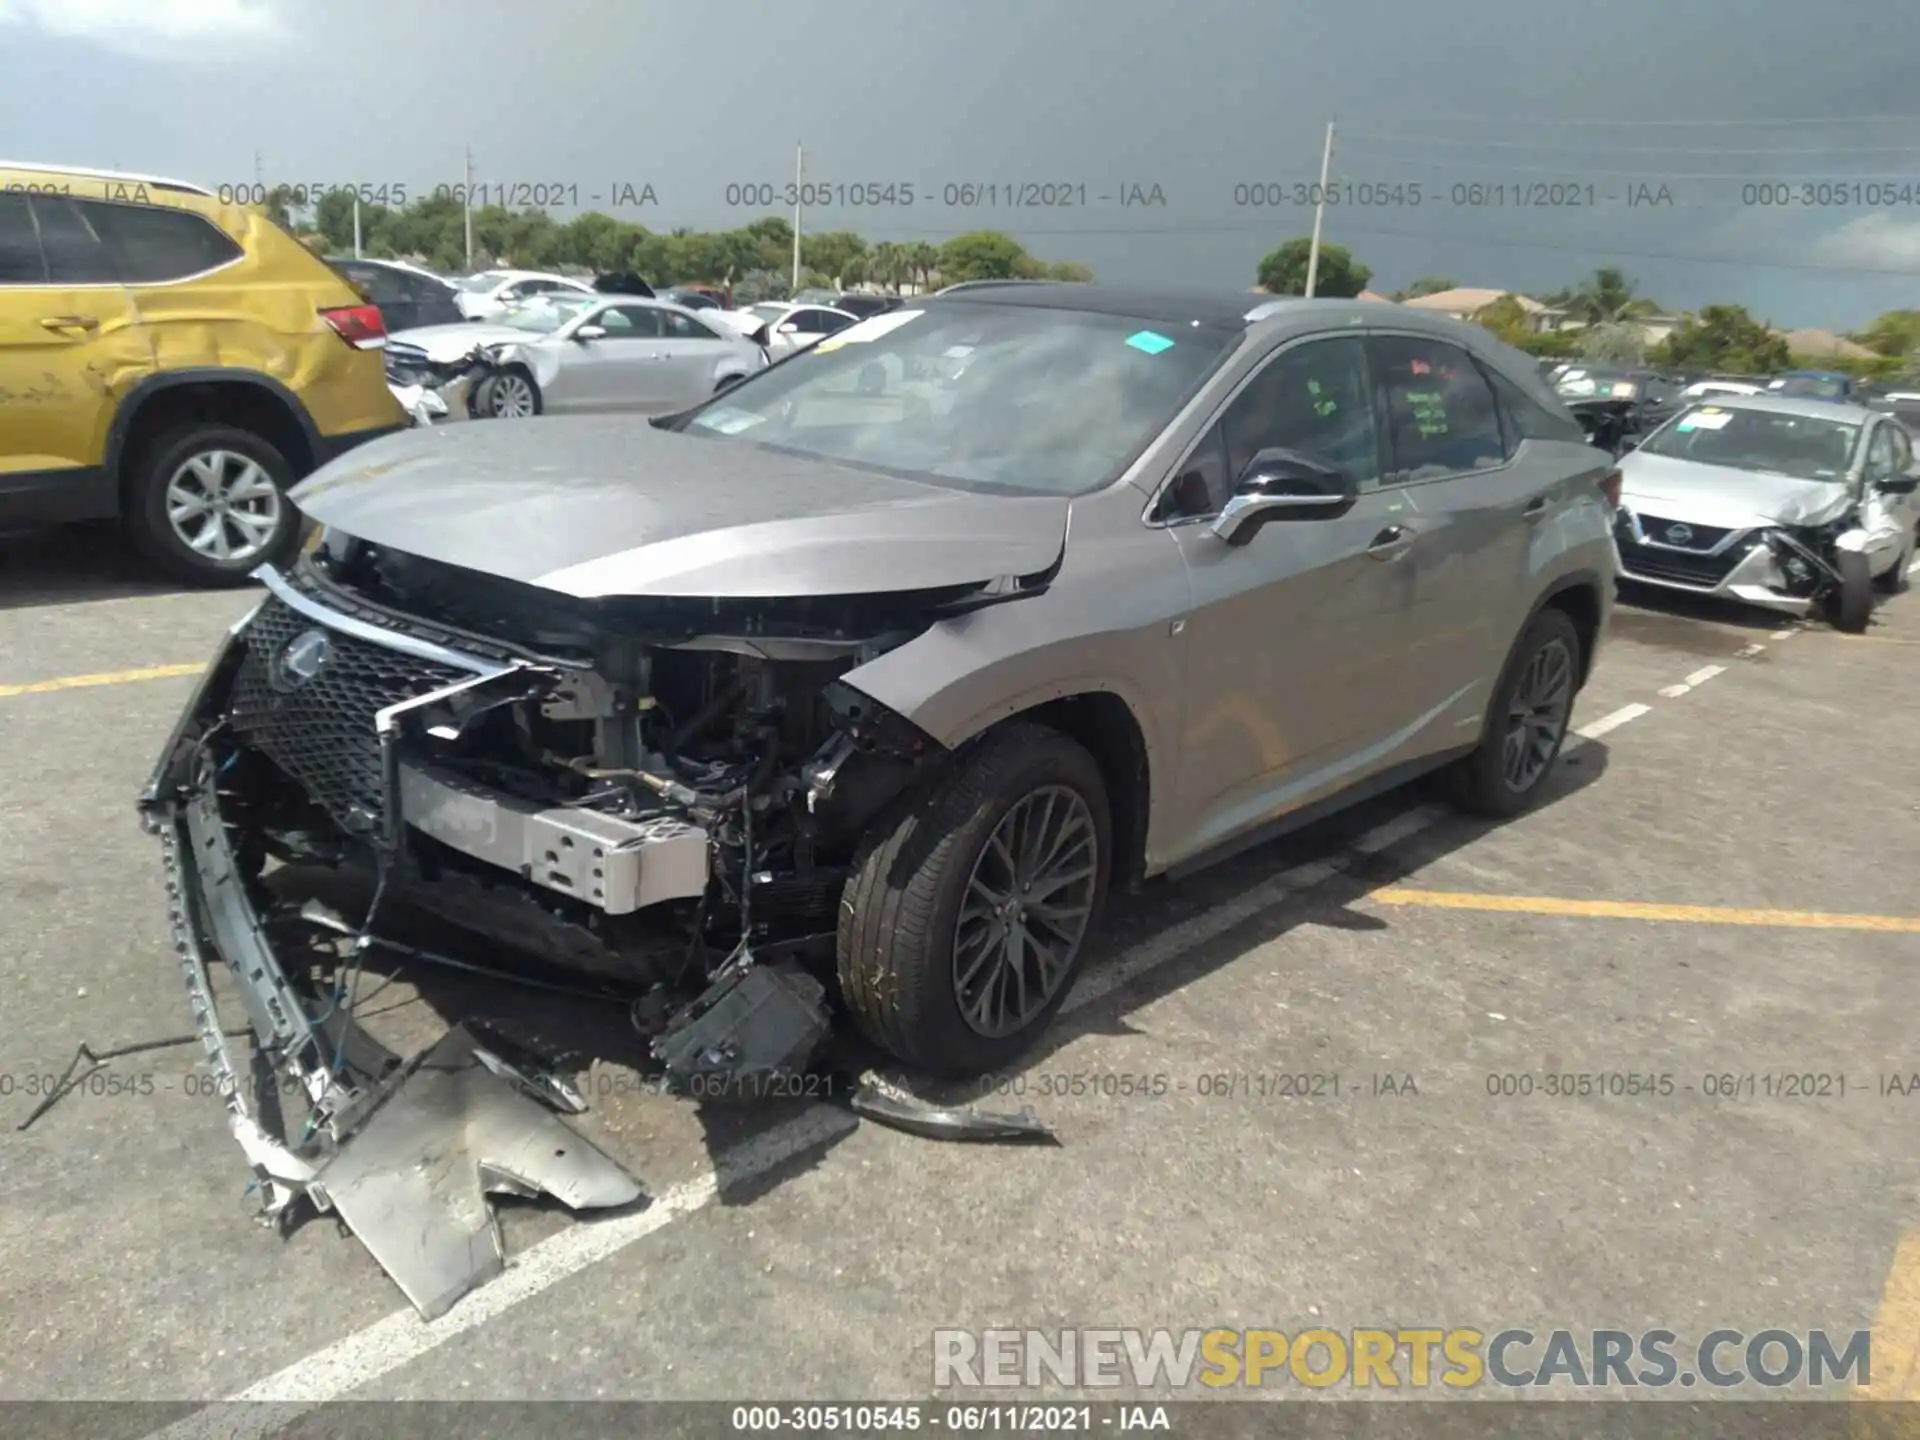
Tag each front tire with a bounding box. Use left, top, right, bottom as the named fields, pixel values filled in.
left=837, top=723, right=1112, bottom=1079
left=1446, top=608, right=1581, bottom=818
left=1874, top=534, right=1913, bottom=595
left=123, top=423, right=299, bottom=587
left=472, top=367, right=542, bottom=419
left=1828, top=552, right=1874, bottom=631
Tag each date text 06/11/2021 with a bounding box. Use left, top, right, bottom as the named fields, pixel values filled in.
left=1229, top=180, right=1677, bottom=208
left=210, top=181, right=660, bottom=209
left=720, top=181, right=1168, bottom=209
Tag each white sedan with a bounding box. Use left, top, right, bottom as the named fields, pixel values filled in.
left=1681, top=379, right=1765, bottom=401
left=716, top=302, right=860, bottom=358
left=385, top=294, right=769, bottom=419
left=452, top=268, right=598, bottom=321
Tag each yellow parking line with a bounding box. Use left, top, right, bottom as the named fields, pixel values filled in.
left=1371, top=888, right=1920, bottom=934
left=1859, top=1231, right=1920, bottom=1402
left=0, top=663, right=205, bottom=699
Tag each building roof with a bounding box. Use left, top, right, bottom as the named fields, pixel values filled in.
left=1777, top=327, right=1878, bottom=361
left=1401, top=287, right=1551, bottom=315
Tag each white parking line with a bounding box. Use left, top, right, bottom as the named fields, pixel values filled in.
left=1062, top=805, right=1448, bottom=1017
left=1683, top=664, right=1727, bottom=686
left=152, top=1106, right=857, bottom=1437
left=147, top=801, right=1453, bottom=1435
left=142, top=645, right=1740, bottom=1428
left=1734, top=643, right=1766, bottom=659
left=1574, top=703, right=1651, bottom=739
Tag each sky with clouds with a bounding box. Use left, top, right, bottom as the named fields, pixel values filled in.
left=7, top=0, right=1920, bottom=327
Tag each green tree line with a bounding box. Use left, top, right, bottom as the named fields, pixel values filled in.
left=273, top=187, right=1093, bottom=299
left=280, top=187, right=1920, bottom=377
left=1252, top=239, right=1920, bottom=382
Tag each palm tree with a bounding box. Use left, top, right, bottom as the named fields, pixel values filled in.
left=1566, top=267, right=1659, bottom=326
left=869, top=241, right=909, bottom=294
left=907, top=241, right=940, bottom=294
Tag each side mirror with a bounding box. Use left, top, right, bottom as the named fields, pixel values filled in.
left=574, top=324, right=607, bottom=342
left=777, top=322, right=799, bottom=335
left=1619, top=435, right=1642, bottom=452
left=1210, top=449, right=1358, bottom=546
left=1875, top=472, right=1919, bottom=495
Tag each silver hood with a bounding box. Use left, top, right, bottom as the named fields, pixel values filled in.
left=386, top=322, right=538, bottom=361
left=1616, top=451, right=1855, bottom=529
left=290, top=416, right=1070, bottom=600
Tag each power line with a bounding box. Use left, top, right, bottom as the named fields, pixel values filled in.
left=1354, top=112, right=1920, bottom=128
left=1330, top=148, right=1920, bottom=179
left=843, top=217, right=1920, bottom=277
left=1341, top=132, right=1920, bottom=155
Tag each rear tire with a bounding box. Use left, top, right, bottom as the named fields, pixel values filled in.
left=837, top=723, right=1111, bottom=1079
left=123, top=423, right=299, bottom=587
left=1445, top=608, right=1581, bottom=818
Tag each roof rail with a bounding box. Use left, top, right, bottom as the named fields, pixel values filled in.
left=0, top=160, right=214, bottom=197
left=932, top=279, right=1049, bottom=295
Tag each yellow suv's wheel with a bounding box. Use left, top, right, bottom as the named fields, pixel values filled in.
left=125, top=424, right=300, bottom=586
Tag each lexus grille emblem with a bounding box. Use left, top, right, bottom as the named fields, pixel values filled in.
left=272, top=627, right=333, bottom=691
left=1664, top=523, right=1694, bottom=546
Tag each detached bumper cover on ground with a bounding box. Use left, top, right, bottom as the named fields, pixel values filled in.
left=137, top=605, right=644, bottom=1321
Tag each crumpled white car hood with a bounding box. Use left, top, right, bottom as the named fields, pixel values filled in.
left=1617, top=451, right=1855, bottom=530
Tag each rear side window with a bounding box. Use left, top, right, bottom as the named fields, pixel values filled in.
left=81, top=200, right=242, bottom=283
left=337, top=262, right=409, bottom=304
left=1368, top=335, right=1507, bottom=480
left=1484, top=364, right=1587, bottom=449
left=30, top=197, right=116, bottom=284
left=0, top=194, right=46, bottom=282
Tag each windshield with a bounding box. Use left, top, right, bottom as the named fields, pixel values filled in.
left=749, top=303, right=790, bottom=322
left=455, top=271, right=510, bottom=293
left=1772, top=376, right=1848, bottom=399
left=1556, top=367, right=1639, bottom=400
left=1637, top=404, right=1862, bottom=482
left=678, top=301, right=1238, bottom=496
left=493, top=296, right=596, bottom=333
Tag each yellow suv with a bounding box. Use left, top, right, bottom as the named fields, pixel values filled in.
left=0, top=162, right=405, bottom=584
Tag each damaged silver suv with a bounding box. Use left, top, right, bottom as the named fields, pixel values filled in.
left=140, top=286, right=1616, bottom=1302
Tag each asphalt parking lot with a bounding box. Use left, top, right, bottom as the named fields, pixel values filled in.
left=3, top=524, right=1919, bottom=1429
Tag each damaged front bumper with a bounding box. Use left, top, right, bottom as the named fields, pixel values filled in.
left=137, top=584, right=644, bottom=1319
left=1612, top=509, right=1874, bottom=617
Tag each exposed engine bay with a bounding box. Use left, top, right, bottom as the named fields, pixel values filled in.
left=136, top=539, right=1052, bottom=1316
left=383, top=339, right=493, bottom=423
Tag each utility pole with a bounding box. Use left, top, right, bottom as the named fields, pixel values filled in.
left=254, top=151, right=264, bottom=191
left=791, top=142, right=804, bottom=293
left=463, top=145, right=475, bottom=271
left=1304, top=120, right=1336, bottom=298
left=352, top=198, right=362, bottom=258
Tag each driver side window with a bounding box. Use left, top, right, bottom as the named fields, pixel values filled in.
left=598, top=305, right=664, bottom=337
left=1867, top=425, right=1897, bottom=482
left=1153, top=336, right=1380, bottom=523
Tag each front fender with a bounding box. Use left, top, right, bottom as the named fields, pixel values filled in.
left=838, top=513, right=1189, bottom=858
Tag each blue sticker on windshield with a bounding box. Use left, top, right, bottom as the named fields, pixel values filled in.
left=1126, top=330, right=1175, bottom=354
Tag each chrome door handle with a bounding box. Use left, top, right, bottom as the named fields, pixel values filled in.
left=1366, top=525, right=1414, bottom=559
left=40, top=314, right=99, bottom=332
left=1522, top=496, right=1550, bottom=520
